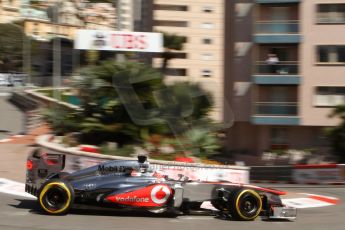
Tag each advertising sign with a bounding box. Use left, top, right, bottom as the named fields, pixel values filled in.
left=75, top=30, right=163, bottom=52
left=62, top=154, right=249, bottom=184
left=293, top=165, right=343, bottom=184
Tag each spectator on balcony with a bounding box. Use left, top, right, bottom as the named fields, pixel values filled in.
left=266, top=53, right=279, bottom=74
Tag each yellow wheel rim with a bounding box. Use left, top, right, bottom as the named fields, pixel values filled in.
left=39, top=182, right=71, bottom=214
left=235, top=189, right=262, bottom=220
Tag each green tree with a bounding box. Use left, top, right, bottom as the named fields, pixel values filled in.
left=155, top=81, right=215, bottom=135
left=183, top=128, right=220, bottom=159
left=71, top=61, right=164, bottom=144
left=42, top=105, right=81, bottom=135
left=161, top=33, right=186, bottom=76
left=44, top=61, right=216, bottom=148
left=0, top=23, right=27, bottom=72
left=327, top=105, right=345, bottom=162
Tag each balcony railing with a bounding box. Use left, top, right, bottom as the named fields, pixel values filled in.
left=253, top=61, right=299, bottom=75
left=253, top=102, right=298, bottom=116
left=255, top=21, right=299, bottom=34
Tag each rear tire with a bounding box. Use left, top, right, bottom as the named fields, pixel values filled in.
left=228, top=189, right=262, bottom=221
left=38, top=179, right=74, bottom=215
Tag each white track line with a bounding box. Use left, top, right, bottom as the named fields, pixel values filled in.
left=0, top=178, right=35, bottom=199
left=0, top=139, right=12, bottom=143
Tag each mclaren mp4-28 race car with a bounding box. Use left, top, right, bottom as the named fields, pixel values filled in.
left=25, top=151, right=296, bottom=221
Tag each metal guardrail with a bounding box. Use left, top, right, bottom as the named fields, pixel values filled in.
left=36, top=135, right=250, bottom=184
left=255, top=21, right=299, bottom=34
left=250, top=166, right=294, bottom=182
left=253, top=61, right=299, bottom=75
left=9, top=92, right=40, bottom=112
left=253, top=102, right=298, bottom=116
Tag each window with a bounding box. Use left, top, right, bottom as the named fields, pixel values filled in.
left=317, top=45, right=345, bottom=63
left=270, top=127, right=289, bottom=150
left=200, top=22, right=214, bottom=29
left=154, top=4, right=188, bottom=11
left=154, top=20, right=188, bottom=27
left=201, top=53, right=213, bottom=61
left=202, top=6, right=213, bottom=13
left=314, top=87, right=345, bottom=107
left=317, top=4, right=345, bottom=23
left=156, top=53, right=187, bottom=59
left=202, top=38, right=212, bottom=44
left=165, top=68, right=187, bottom=76
left=33, top=22, right=39, bottom=36
left=201, top=69, right=212, bottom=77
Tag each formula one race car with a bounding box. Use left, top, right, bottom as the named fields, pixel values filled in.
left=25, top=150, right=296, bottom=221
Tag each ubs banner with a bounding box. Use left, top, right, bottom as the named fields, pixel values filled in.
left=74, top=30, right=163, bottom=52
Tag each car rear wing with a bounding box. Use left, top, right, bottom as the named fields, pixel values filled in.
left=26, top=148, right=66, bottom=184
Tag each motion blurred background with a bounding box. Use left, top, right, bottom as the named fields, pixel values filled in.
left=0, top=0, right=345, bottom=168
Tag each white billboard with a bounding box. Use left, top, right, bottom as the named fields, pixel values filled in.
left=74, top=30, right=163, bottom=52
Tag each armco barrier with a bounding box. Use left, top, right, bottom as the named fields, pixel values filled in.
left=250, top=166, right=294, bottom=183
left=36, top=135, right=250, bottom=184
left=250, top=164, right=345, bottom=184
left=293, top=164, right=345, bottom=185
left=9, top=92, right=40, bottom=112
left=25, top=88, right=80, bottom=110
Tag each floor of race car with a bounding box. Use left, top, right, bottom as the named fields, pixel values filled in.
left=0, top=181, right=344, bottom=230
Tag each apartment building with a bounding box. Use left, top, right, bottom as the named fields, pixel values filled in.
left=1, top=1, right=117, bottom=40
left=225, top=0, right=345, bottom=158
left=151, top=0, right=225, bottom=121
left=0, top=0, right=21, bottom=23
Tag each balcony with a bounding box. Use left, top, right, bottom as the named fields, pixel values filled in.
left=252, top=102, right=299, bottom=125
left=254, top=21, right=301, bottom=43
left=251, top=85, right=299, bottom=125
left=252, top=61, right=300, bottom=85
left=254, top=102, right=298, bottom=116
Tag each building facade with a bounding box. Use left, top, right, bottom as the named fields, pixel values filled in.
left=151, top=0, right=225, bottom=121
left=1, top=0, right=117, bottom=40
left=225, top=0, right=345, bottom=160
left=0, top=0, right=21, bottom=23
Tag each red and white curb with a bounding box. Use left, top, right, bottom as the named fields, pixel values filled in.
left=282, top=193, right=340, bottom=209
left=0, top=178, right=35, bottom=199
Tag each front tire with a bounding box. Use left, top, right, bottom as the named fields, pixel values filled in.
left=229, top=189, right=262, bottom=221
left=38, top=179, right=74, bottom=215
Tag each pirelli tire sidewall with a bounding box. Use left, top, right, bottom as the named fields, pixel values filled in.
left=38, top=179, right=74, bottom=215
left=229, top=188, right=262, bottom=221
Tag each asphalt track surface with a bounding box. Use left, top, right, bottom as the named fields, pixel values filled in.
left=0, top=87, right=24, bottom=139
left=0, top=185, right=344, bottom=230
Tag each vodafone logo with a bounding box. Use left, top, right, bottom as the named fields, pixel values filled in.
left=151, top=185, right=171, bottom=204
left=106, top=184, right=172, bottom=207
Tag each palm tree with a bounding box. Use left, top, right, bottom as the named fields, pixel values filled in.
left=71, top=61, right=165, bottom=144
left=0, top=23, right=26, bottom=72
left=160, top=33, right=186, bottom=76
left=44, top=60, right=217, bottom=147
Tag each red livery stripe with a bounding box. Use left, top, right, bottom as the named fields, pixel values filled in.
left=308, top=195, right=340, bottom=205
